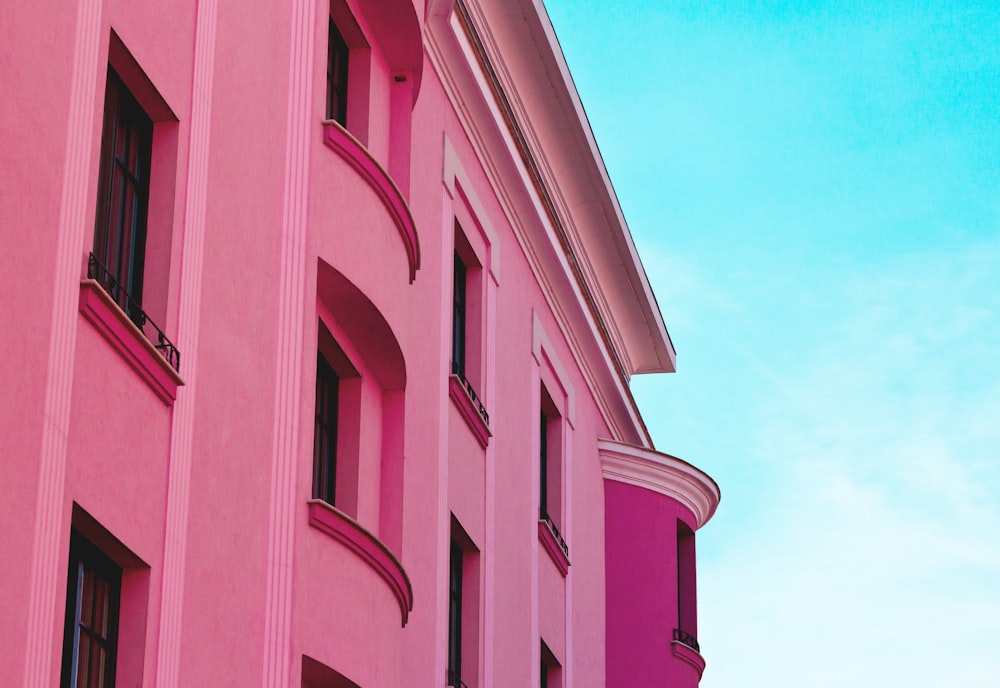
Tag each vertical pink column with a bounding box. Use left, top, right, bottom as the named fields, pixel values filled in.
left=482, top=253, right=499, bottom=688
left=154, top=0, right=219, bottom=684
left=22, top=1, right=102, bottom=685
left=261, top=0, right=316, bottom=684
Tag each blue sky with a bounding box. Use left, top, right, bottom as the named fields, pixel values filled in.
left=544, top=1, right=1000, bottom=685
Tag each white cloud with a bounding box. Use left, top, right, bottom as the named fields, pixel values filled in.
left=689, top=239, right=1000, bottom=687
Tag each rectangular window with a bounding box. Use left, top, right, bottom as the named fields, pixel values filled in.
left=61, top=532, right=122, bottom=688
left=326, top=19, right=349, bottom=125
left=539, top=387, right=562, bottom=528
left=313, top=352, right=340, bottom=504
left=451, top=252, right=467, bottom=378
left=540, top=641, right=561, bottom=688
left=92, top=68, right=153, bottom=324
left=447, top=540, right=464, bottom=687
left=675, top=520, right=699, bottom=651
left=539, top=408, right=549, bottom=520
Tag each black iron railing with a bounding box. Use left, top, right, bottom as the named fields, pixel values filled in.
left=451, top=362, right=489, bottom=426
left=88, top=253, right=180, bottom=373
left=446, top=670, right=469, bottom=688
left=540, top=512, right=569, bottom=558
left=673, top=627, right=700, bottom=653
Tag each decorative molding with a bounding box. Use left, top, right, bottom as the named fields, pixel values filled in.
left=79, top=280, right=184, bottom=403
left=598, top=439, right=720, bottom=529
left=24, top=0, right=103, bottom=682
left=537, top=519, right=570, bottom=577
left=531, top=310, right=575, bottom=428
left=308, top=500, right=414, bottom=626
left=423, top=1, right=651, bottom=446
left=671, top=640, right=706, bottom=677
left=448, top=374, right=492, bottom=448
left=154, top=0, right=219, bottom=684
left=323, top=121, right=420, bottom=283
left=262, top=0, right=316, bottom=683
left=442, top=135, right=500, bottom=284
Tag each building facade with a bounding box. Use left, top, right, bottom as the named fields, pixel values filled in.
left=0, top=0, right=719, bottom=686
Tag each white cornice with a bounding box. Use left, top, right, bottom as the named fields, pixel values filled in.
left=598, top=439, right=720, bottom=529
left=423, top=3, right=649, bottom=445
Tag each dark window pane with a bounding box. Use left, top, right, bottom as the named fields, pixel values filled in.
left=447, top=541, right=463, bottom=684
left=92, top=69, right=152, bottom=312
left=62, top=533, right=121, bottom=688
left=451, top=253, right=467, bottom=376
left=326, top=20, right=349, bottom=124
left=539, top=409, right=549, bottom=520
left=313, top=353, right=340, bottom=503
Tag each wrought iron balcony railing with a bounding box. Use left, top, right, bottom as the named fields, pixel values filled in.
left=540, top=511, right=569, bottom=558
left=451, top=361, right=489, bottom=426
left=446, top=669, right=469, bottom=688
left=673, top=627, right=700, bottom=653
left=88, top=252, right=180, bottom=373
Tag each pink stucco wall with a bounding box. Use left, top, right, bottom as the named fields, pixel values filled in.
left=0, top=1, right=718, bottom=687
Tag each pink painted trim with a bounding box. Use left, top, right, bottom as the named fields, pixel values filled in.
left=448, top=374, right=491, bottom=448
left=307, top=500, right=414, bottom=627
left=537, top=519, right=570, bottom=577
left=322, top=121, right=420, bottom=283
left=671, top=640, right=706, bottom=677
left=78, top=280, right=184, bottom=403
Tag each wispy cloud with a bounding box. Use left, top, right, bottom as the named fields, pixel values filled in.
left=694, top=239, right=1000, bottom=687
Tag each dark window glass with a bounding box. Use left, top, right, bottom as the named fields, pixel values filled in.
left=93, top=69, right=153, bottom=321
left=313, top=353, right=340, bottom=503
left=539, top=408, right=549, bottom=520
left=447, top=540, right=463, bottom=686
left=326, top=20, right=349, bottom=125
left=451, top=253, right=467, bottom=377
left=61, top=533, right=121, bottom=688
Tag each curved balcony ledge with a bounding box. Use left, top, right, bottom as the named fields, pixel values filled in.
left=538, top=518, right=570, bottom=577
left=671, top=639, right=706, bottom=678
left=307, top=500, right=414, bottom=626
left=79, top=279, right=184, bottom=404
left=598, top=439, right=720, bottom=528
left=322, top=121, right=420, bottom=283
left=449, top=373, right=491, bottom=448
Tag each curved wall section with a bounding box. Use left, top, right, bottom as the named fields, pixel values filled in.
left=598, top=439, right=719, bottom=528
left=295, top=503, right=409, bottom=687
left=356, top=0, right=424, bottom=102
left=601, top=440, right=719, bottom=688
left=322, top=122, right=420, bottom=283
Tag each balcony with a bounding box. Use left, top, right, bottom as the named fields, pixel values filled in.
left=87, top=252, right=180, bottom=372
left=672, top=628, right=700, bottom=653
left=448, top=363, right=491, bottom=448
left=80, top=253, right=183, bottom=403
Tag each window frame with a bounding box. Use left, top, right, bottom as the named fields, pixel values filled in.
left=451, top=251, right=468, bottom=378
left=675, top=519, right=699, bottom=651
left=61, top=532, right=122, bottom=688
left=447, top=539, right=464, bottom=687
left=311, top=319, right=361, bottom=514
left=313, top=350, right=341, bottom=504
left=92, top=67, right=154, bottom=323
left=532, top=313, right=575, bottom=571
left=540, top=641, right=562, bottom=688
left=325, top=18, right=350, bottom=125
left=538, top=386, right=562, bottom=526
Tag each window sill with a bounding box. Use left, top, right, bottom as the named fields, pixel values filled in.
left=448, top=374, right=491, bottom=448
left=322, top=120, right=420, bottom=283
left=538, top=518, right=570, bottom=577
left=307, top=500, right=413, bottom=626
left=671, top=639, right=706, bottom=677
left=79, top=279, right=184, bottom=404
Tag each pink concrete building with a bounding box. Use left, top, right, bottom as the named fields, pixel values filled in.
left=1, top=0, right=719, bottom=686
